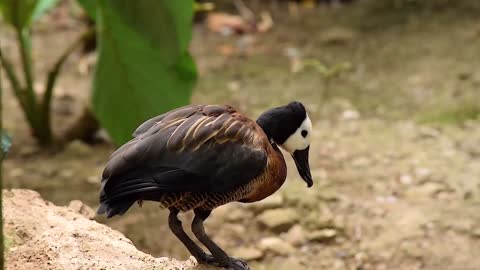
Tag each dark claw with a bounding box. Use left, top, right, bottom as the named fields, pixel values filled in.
left=227, top=257, right=250, bottom=270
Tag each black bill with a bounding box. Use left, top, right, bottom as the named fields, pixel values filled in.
left=292, top=146, right=313, bottom=188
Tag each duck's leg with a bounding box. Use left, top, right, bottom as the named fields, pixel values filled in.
left=191, top=209, right=250, bottom=270
left=167, top=208, right=216, bottom=264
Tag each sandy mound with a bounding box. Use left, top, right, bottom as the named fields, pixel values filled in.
left=3, top=189, right=221, bottom=270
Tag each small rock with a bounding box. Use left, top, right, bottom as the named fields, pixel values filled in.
left=303, top=205, right=334, bottom=230
left=316, top=189, right=339, bottom=202
left=9, top=168, right=25, bottom=178
left=399, top=174, right=413, bottom=185
left=269, top=257, right=304, bottom=270
left=307, top=229, right=337, bottom=242
left=86, top=176, right=99, bottom=184
left=258, top=237, right=295, bottom=256
left=282, top=187, right=318, bottom=209
left=417, top=126, right=440, bottom=139
left=414, top=167, right=432, bottom=183
left=401, top=242, right=424, bottom=259
left=471, top=228, right=480, bottom=238
left=320, top=27, right=356, bottom=45
left=405, top=182, right=445, bottom=199
left=18, top=145, right=39, bottom=156
left=59, top=169, right=74, bottom=179
left=225, top=207, right=248, bottom=222
left=222, top=224, right=247, bottom=236
left=283, top=225, right=307, bottom=247
left=248, top=194, right=284, bottom=212
left=227, top=81, right=240, bottom=92
left=376, top=195, right=397, bottom=204
left=351, top=157, right=371, bottom=168
left=231, top=247, right=264, bottom=261
left=342, top=110, right=360, bottom=121
left=459, top=138, right=480, bottom=157
left=257, top=209, right=300, bottom=233
left=68, top=200, right=95, bottom=220
left=62, top=140, right=92, bottom=158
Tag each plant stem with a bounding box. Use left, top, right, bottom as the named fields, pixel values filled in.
left=15, top=28, right=48, bottom=144
left=0, top=49, right=4, bottom=270
left=16, top=29, right=37, bottom=112
left=40, top=28, right=96, bottom=144
left=0, top=44, right=38, bottom=136
left=0, top=47, right=22, bottom=101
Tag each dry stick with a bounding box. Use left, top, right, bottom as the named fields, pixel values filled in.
left=41, top=28, right=96, bottom=143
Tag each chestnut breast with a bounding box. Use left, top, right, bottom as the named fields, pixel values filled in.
left=241, top=144, right=287, bottom=202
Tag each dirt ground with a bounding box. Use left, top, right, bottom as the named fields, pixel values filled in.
left=3, top=1, right=480, bottom=269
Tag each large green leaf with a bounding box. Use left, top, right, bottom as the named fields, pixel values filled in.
left=0, top=0, right=57, bottom=29
left=92, top=0, right=196, bottom=145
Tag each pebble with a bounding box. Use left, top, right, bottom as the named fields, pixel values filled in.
left=248, top=194, right=284, bottom=213
left=414, top=167, right=432, bottom=182
left=405, top=182, right=445, bottom=199
left=68, top=200, right=95, bottom=220
left=257, top=208, right=300, bottom=233
left=62, top=140, right=93, bottom=158
left=401, top=242, right=424, bottom=259
left=283, top=225, right=307, bottom=247
left=342, top=110, right=360, bottom=121
left=258, top=237, right=295, bottom=256
left=307, top=229, right=337, bottom=242
left=399, top=174, right=413, bottom=185
left=231, top=247, right=264, bottom=261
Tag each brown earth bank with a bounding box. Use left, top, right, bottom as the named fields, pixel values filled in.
left=3, top=189, right=221, bottom=270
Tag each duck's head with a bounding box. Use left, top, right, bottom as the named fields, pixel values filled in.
left=256, top=101, right=313, bottom=188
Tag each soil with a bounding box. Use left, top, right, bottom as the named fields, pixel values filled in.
left=4, top=189, right=212, bottom=270
left=3, top=1, right=480, bottom=269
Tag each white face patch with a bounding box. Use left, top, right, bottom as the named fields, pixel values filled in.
left=281, top=114, right=312, bottom=153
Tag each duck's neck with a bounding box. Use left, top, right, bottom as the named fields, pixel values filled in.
left=241, top=139, right=287, bottom=203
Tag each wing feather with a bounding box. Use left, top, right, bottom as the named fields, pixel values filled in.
left=100, top=105, right=268, bottom=208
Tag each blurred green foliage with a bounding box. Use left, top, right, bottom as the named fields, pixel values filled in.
left=76, top=0, right=96, bottom=20
left=92, top=0, right=196, bottom=145
left=0, top=0, right=196, bottom=146
left=0, top=0, right=57, bottom=29
left=418, top=102, right=480, bottom=124
left=0, top=0, right=88, bottom=146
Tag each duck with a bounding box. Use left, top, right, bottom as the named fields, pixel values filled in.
left=97, top=101, right=313, bottom=270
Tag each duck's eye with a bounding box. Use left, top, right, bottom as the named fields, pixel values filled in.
left=301, top=130, right=308, bottom=138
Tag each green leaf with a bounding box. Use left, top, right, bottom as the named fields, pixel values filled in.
left=1, top=131, right=11, bottom=155
left=0, top=0, right=57, bottom=29
left=76, top=0, right=96, bottom=21
left=92, top=0, right=196, bottom=145
left=32, top=0, right=57, bottom=21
